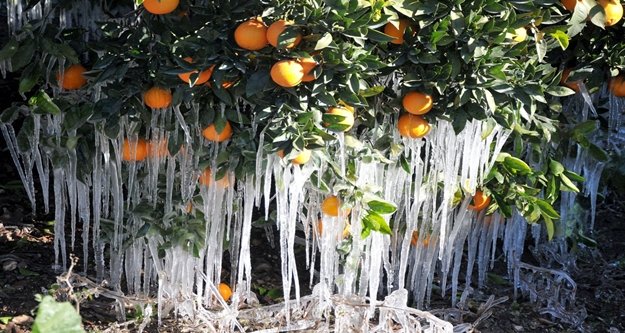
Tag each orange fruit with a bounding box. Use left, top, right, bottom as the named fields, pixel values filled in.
left=561, top=0, right=578, bottom=11
left=122, top=138, right=149, bottom=162
left=267, top=20, right=301, bottom=49
left=202, top=121, right=233, bottom=142
left=560, top=68, right=580, bottom=93
left=410, top=230, right=431, bottom=247
left=148, top=139, right=169, bottom=158
left=199, top=168, right=231, bottom=188
left=337, top=100, right=355, bottom=113
left=402, top=91, right=433, bottom=115
left=142, top=0, right=179, bottom=15
left=277, top=148, right=311, bottom=165
left=317, top=219, right=351, bottom=240
left=599, top=0, right=623, bottom=26
left=270, top=60, right=304, bottom=88
left=321, top=195, right=350, bottom=217
left=384, top=19, right=409, bottom=44
left=57, top=64, right=87, bottom=90
left=468, top=190, right=491, bottom=211
left=178, top=57, right=214, bottom=86
left=234, top=17, right=268, bottom=51
left=609, top=75, right=625, bottom=97
left=218, top=283, right=232, bottom=301
left=397, top=113, right=431, bottom=138
left=323, top=106, right=354, bottom=132
left=144, top=87, right=172, bottom=109
left=297, top=57, right=318, bottom=82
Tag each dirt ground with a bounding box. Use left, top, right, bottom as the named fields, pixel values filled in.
left=1, top=139, right=624, bottom=332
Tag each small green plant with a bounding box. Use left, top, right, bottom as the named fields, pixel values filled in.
left=31, top=295, right=85, bottom=333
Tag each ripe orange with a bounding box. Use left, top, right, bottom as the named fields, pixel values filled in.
left=148, top=139, right=169, bottom=158
left=384, top=19, right=409, bottom=44
left=397, top=113, right=431, bottom=138
left=337, top=100, right=355, bottom=113
left=402, top=91, right=433, bottom=115
left=410, top=231, right=431, bottom=247
left=321, top=195, right=350, bottom=217
left=267, top=20, right=301, bottom=49
left=57, top=64, right=87, bottom=90
left=323, top=106, right=355, bottom=132
left=122, top=138, right=149, bottom=162
left=317, top=219, right=351, bottom=240
left=560, top=68, right=580, bottom=93
left=297, top=57, right=318, bottom=82
left=199, top=168, right=231, bottom=188
left=609, top=75, right=625, bottom=97
left=270, top=60, right=304, bottom=88
left=202, top=121, right=233, bottom=142
left=234, top=17, right=268, bottom=51
left=143, top=0, right=179, bottom=15
left=144, top=87, right=173, bottom=109
left=599, top=0, right=623, bottom=26
left=178, top=57, right=214, bottom=86
left=468, top=190, right=491, bottom=211
left=277, top=148, right=311, bottom=165
left=561, top=0, right=578, bottom=11
left=218, top=283, right=233, bottom=301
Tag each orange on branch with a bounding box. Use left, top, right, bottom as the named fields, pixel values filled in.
left=57, top=64, right=87, bottom=90
left=397, top=113, right=431, bottom=138
left=561, top=0, right=578, bottom=11
left=144, top=87, right=172, bottom=109
left=410, top=231, right=431, bottom=248
left=323, top=106, right=354, bottom=132
left=270, top=60, right=304, bottom=88
left=267, top=20, right=301, bottom=49
left=321, top=195, right=350, bottom=217
left=199, top=168, right=231, bottom=188
left=402, top=91, right=433, bottom=115
left=143, top=0, right=179, bottom=15
left=297, top=57, right=318, bottom=82
left=202, top=121, right=233, bottom=142
left=234, top=17, right=268, bottom=51
left=277, top=148, right=311, bottom=165
left=468, top=190, right=491, bottom=211
left=218, top=283, right=232, bottom=301
left=148, top=139, right=169, bottom=158
left=384, top=19, right=410, bottom=44
left=598, top=0, right=623, bottom=26
left=178, top=57, right=214, bottom=85
left=609, top=75, right=625, bottom=97
left=560, top=68, right=581, bottom=93
left=122, top=138, right=149, bottom=162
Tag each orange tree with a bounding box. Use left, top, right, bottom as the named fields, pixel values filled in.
left=1, top=0, right=623, bottom=295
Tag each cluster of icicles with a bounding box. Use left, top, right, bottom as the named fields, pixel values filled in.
left=4, top=1, right=624, bottom=331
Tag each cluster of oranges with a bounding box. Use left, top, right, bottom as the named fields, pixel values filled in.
left=561, top=0, right=623, bottom=26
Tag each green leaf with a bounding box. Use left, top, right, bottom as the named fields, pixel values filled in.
left=367, top=200, right=397, bottom=214
left=536, top=199, right=560, bottom=219
left=314, top=32, right=333, bottom=50
left=573, top=120, right=598, bottom=135
left=549, top=159, right=564, bottom=176
left=560, top=173, right=580, bottom=192
left=0, top=317, right=11, bottom=325
left=0, top=39, right=19, bottom=61
left=11, top=39, right=36, bottom=71
left=29, top=91, right=61, bottom=115
left=544, top=217, right=554, bottom=241
left=362, top=211, right=392, bottom=235
left=546, top=86, right=575, bottom=97
left=563, top=170, right=585, bottom=182
left=549, top=30, right=569, bottom=50
left=245, top=69, right=270, bottom=97
left=359, top=85, right=384, bottom=97
left=503, top=156, right=532, bottom=175
left=31, top=296, right=85, bottom=333
left=588, top=143, right=608, bottom=161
